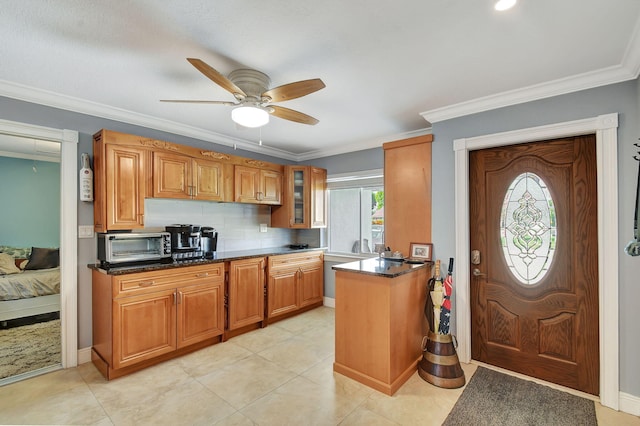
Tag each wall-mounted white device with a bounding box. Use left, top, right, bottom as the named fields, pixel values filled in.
left=80, top=153, right=94, bottom=202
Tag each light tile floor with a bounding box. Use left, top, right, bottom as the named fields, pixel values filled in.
left=0, top=306, right=638, bottom=425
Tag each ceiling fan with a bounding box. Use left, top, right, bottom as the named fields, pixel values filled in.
left=161, top=58, right=325, bottom=128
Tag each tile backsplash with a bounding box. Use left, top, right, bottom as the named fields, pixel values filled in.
left=144, top=199, right=320, bottom=252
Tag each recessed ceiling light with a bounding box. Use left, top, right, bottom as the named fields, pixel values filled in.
left=495, top=0, right=516, bottom=11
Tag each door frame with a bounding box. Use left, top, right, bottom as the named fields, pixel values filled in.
left=0, top=118, right=78, bottom=370
left=453, top=113, right=619, bottom=409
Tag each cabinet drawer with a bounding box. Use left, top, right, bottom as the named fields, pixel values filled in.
left=268, top=251, right=323, bottom=271
left=113, top=263, right=224, bottom=297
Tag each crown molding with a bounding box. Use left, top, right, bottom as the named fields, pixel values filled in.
left=421, top=19, right=640, bottom=124
left=295, top=127, right=432, bottom=161
left=0, top=80, right=301, bottom=161
left=0, top=79, right=429, bottom=162
left=421, top=64, right=637, bottom=124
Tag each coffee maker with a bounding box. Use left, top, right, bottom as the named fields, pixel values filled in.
left=165, top=224, right=203, bottom=261
left=200, top=227, right=218, bottom=259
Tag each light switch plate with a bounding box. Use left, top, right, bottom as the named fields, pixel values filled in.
left=259, top=224, right=268, bottom=233
left=78, top=225, right=94, bottom=238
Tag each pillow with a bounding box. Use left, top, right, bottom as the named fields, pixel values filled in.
left=0, top=246, right=31, bottom=259
left=24, top=247, right=59, bottom=270
left=0, top=252, right=21, bottom=274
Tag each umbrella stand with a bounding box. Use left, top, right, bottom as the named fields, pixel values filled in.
left=418, top=257, right=465, bottom=388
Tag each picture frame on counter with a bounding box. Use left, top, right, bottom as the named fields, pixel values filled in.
left=409, top=242, right=433, bottom=261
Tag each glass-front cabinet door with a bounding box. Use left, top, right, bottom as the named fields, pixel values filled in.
left=271, top=165, right=326, bottom=229
left=291, top=166, right=309, bottom=227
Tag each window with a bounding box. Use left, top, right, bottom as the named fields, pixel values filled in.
left=326, top=170, right=384, bottom=255
left=500, top=172, right=557, bottom=285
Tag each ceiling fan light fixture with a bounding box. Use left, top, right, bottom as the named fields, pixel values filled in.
left=495, top=0, right=516, bottom=11
left=231, top=105, right=270, bottom=128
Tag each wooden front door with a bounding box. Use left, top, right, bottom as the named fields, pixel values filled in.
left=469, top=135, right=599, bottom=395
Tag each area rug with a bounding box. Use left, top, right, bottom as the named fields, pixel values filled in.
left=0, top=318, right=61, bottom=379
left=443, top=366, right=597, bottom=426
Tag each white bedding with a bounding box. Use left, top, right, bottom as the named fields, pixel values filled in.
left=0, top=267, right=60, bottom=301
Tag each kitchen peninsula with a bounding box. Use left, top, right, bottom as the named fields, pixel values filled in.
left=332, top=257, right=430, bottom=395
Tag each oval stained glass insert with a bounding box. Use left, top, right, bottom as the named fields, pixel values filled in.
left=500, top=172, right=557, bottom=285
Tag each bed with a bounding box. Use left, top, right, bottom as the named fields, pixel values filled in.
left=0, top=246, right=60, bottom=323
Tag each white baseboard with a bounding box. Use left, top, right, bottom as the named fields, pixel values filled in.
left=323, top=297, right=335, bottom=308
left=77, top=347, right=92, bottom=365
left=619, top=392, right=640, bottom=416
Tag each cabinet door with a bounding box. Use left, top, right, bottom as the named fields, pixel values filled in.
left=289, top=166, right=309, bottom=228
left=177, top=281, right=224, bottom=348
left=228, top=257, right=266, bottom=330
left=309, top=167, right=327, bottom=228
left=153, top=152, right=191, bottom=199
left=267, top=269, right=299, bottom=318
left=234, top=166, right=260, bottom=203
left=260, top=169, right=282, bottom=205
left=299, top=264, right=324, bottom=308
left=192, top=158, right=224, bottom=201
left=113, top=289, right=176, bottom=369
left=106, top=144, right=147, bottom=230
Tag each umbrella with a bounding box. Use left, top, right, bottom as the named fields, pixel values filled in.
left=428, top=260, right=443, bottom=333
left=438, top=258, right=454, bottom=334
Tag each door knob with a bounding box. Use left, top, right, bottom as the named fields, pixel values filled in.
left=473, top=268, right=486, bottom=277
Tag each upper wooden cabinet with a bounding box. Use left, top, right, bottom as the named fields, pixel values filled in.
left=93, top=130, right=149, bottom=232
left=93, top=129, right=315, bottom=231
left=383, top=134, right=433, bottom=256
left=234, top=165, right=282, bottom=205
left=153, top=151, right=225, bottom=201
left=271, top=166, right=327, bottom=228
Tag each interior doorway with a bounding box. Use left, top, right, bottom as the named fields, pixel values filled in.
left=452, top=113, right=620, bottom=409
left=0, top=119, right=78, bottom=385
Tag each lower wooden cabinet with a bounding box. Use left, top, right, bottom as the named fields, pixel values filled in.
left=91, top=252, right=324, bottom=379
left=227, top=257, right=266, bottom=331
left=92, top=263, right=225, bottom=379
left=267, top=251, right=324, bottom=321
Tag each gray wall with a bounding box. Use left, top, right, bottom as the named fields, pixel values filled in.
left=310, top=147, right=383, bottom=174
left=430, top=79, right=640, bottom=396
left=3, top=76, right=639, bottom=397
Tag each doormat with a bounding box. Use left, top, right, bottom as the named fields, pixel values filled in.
left=443, top=367, right=597, bottom=426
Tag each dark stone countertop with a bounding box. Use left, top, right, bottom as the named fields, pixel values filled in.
left=332, top=257, right=431, bottom=278
left=89, top=247, right=326, bottom=275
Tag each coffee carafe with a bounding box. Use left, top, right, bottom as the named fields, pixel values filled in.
left=201, top=227, right=218, bottom=259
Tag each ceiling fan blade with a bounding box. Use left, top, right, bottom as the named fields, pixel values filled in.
left=270, top=105, right=319, bottom=125
left=262, top=78, right=325, bottom=102
left=186, top=58, right=246, bottom=98
left=160, top=99, right=236, bottom=105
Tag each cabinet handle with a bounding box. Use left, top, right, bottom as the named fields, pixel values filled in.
left=177, top=291, right=182, bottom=304
left=196, top=272, right=209, bottom=278
left=138, top=281, right=155, bottom=287
left=173, top=292, right=177, bottom=305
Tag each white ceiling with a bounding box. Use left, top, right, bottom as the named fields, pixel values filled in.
left=1, top=0, right=639, bottom=161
